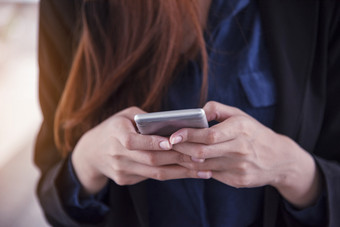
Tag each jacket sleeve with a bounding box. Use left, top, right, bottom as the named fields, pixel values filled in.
left=56, top=153, right=110, bottom=223
left=313, top=2, right=340, bottom=226
left=33, top=0, right=92, bottom=226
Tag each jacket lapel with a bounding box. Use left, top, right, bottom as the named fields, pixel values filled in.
left=259, top=0, right=319, bottom=138
left=258, top=1, right=319, bottom=227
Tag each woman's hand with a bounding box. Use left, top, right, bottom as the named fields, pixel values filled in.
left=170, top=101, right=322, bottom=208
left=71, top=107, right=200, bottom=195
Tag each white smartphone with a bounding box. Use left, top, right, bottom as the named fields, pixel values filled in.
left=134, top=108, right=209, bottom=136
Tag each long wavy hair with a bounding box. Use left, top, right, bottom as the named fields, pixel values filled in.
left=55, top=0, right=208, bottom=156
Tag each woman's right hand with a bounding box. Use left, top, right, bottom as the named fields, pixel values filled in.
left=71, top=106, right=203, bottom=195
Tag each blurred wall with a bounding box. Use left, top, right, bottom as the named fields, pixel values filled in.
left=0, top=1, right=49, bottom=226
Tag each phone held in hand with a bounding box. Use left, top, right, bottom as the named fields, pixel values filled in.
left=134, top=108, right=209, bottom=136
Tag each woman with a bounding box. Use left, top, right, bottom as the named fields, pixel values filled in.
left=35, top=0, right=340, bottom=226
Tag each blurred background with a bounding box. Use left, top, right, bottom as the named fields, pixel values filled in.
left=0, top=0, right=49, bottom=226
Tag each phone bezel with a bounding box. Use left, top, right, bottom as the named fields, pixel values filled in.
left=134, top=108, right=208, bottom=136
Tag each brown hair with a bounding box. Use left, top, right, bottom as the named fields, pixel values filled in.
left=54, top=0, right=208, bottom=156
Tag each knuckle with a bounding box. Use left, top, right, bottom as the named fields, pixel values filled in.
left=186, top=162, right=199, bottom=170
left=206, top=128, right=218, bottom=144
left=128, top=106, right=139, bottom=113
left=130, top=106, right=138, bottom=111
left=147, top=137, right=158, bottom=149
left=111, top=157, right=124, bottom=172
left=236, top=175, right=252, bottom=188
left=112, top=161, right=125, bottom=172
left=237, top=162, right=249, bottom=174
left=187, top=169, right=197, bottom=178
left=114, top=173, right=128, bottom=186
left=215, top=162, right=225, bottom=170
left=238, top=116, right=253, bottom=132
left=146, top=154, right=158, bottom=166
left=206, top=101, right=218, bottom=114
left=206, top=101, right=217, bottom=109
left=112, top=154, right=123, bottom=162
left=176, top=154, right=186, bottom=163
left=196, top=146, right=208, bottom=159
left=152, top=169, right=167, bottom=181
left=122, top=133, right=134, bottom=150
left=108, top=137, right=118, bottom=153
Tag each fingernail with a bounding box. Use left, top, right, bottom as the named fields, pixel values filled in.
left=191, top=157, right=205, bottom=163
left=159, top=141, right=171, bottom=150
left=170, top=135, right=182, bottom=145
left=197, top=171, right=212, bottom=179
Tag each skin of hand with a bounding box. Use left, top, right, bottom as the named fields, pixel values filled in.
left=170, top=101, right=322, bottom=209
left=71, top=107, right=207, bottom=195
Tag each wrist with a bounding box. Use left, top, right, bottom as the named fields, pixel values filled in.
left=72, top=139, right=108, bottom=195
left=271, top=136, right=322, bottom=209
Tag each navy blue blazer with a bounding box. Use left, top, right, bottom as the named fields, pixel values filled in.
left=35, top=0, right=340, bottom=226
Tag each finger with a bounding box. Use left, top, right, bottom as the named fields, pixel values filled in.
left=212, top=171, right=260, bottom=188
left=179, top=157, right=238, bottom=171
left=126, top=149, right=192, bottom=166
left=172, top=138, right=242, bottom=159
left=203, top=101, right=246, bottom=122
left=170, top=122, right=237, bottom=145
left=116, top=106, right=146, bottom=120
left=128, top=162, right=210, bottom=180
left=118, top=132, right=172, bottom=151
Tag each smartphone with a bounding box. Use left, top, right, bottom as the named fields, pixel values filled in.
left=134, top=108, right=209, bottom=136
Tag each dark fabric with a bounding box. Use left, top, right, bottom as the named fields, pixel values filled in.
left=283, top=188, right=327, bottom=227
left=56, top=154, right=110, bottom=224
left=259, top=1, right=340, bottom=226
left=35, top=0, right=340, bottom=226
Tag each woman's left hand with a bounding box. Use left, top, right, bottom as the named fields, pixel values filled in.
left=170, top=101, right=322, bottom=209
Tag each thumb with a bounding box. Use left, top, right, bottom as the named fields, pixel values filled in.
left=203, top=101, right=245, bottom=122
left=117, top=106, right=147, bottom=121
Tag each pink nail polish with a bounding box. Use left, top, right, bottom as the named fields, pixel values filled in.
left=170, top=136, right=182, bottom=145
left=159, top=141, right=171, bottom=150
